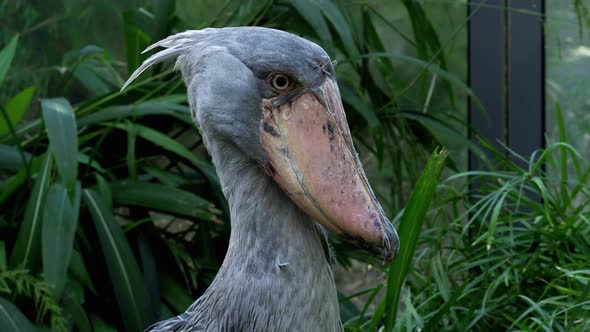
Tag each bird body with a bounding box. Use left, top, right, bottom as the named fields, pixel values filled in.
left=124, top=27, right=399, bottom=332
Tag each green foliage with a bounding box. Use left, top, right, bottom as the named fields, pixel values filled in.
left=0, top=86, right=35, bottom=137
left=0, top=35, right=18, bottom=86
left=9, top=156, right=53, bottom=270
left=0, top=0, right=587, bottom=331
left=0, top=295, right=36, bottom=332
left=383, top=148, right=448, bottom=332
left=41, top=98, right=78, bottom=191
left=84, top=189, right=154, bottom=332
left=340, top=110, right=590, bottom=331
left=0, top=270, right=67, bottom=331
left=42, top=182, right=82, bottom=299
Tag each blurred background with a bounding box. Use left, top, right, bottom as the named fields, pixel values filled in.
left=0, top=0, right=588, bottom=331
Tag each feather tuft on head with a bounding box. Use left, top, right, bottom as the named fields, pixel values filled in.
left=120, top=30, right=209, bottom=91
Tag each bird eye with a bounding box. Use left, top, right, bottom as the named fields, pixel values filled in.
left=270, top=74, right=291, bottom=91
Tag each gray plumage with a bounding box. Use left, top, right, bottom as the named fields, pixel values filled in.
left=125, top=27, right=343, bottom=331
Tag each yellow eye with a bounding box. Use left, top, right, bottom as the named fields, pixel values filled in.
left=271, top=74, right=290, bottom=91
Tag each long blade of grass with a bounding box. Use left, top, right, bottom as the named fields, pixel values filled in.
left=0, top=154, right=44, bottom=204
left=290, top=0, right=334, bottom=52
left=0, top=242, right=5, bottom=271
left=69, top=249, right=96, bottom=293
left=0, top=86, right=35, bottom=137
left=0, top=35, right=18, bottom=86
left=159, top=273, right=194, bottom=314
left=344, top=52, right=484, bottom=113
left=383, top=147, right=448, bottom=332
left=0, top=296, right=35, bottom=332
left=367, top=294, right=387, bottom=332
left=126, top=121, right=138, bottom=180
left=486, top=189, right=509, bottom=250
left=63, top=281, right=92, bottom=332
left=124, top=10, right=152, bottom=75
left=83, top=189, right=154, bottom=331
left=90, top=314, right=119, bottom=332
left=42, top=181, right=81, bottom=298
left=110, top=181, right=221, bottom=222
left=41, top=98, right=78, bottom=191
left=9, top=155, right=52, bottom=268
left=77, top=101, right=191, bottom=127
left=0, top=144, right=31, bottom=171
left=339, top=84, right=380, bottom=132
left=401, top=0, right=455, bottom=106
left=111, top=123, right=218, bottom=187
left=316, top=0, right=359, bottom=59
left=387, top=110, right=484, bottom=157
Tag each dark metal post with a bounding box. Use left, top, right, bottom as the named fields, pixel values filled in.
left=468, top=0, right=545, bottom=170
left=468, top=0, right=506, bottom=171
left=507, top=0, right=545, bottom=166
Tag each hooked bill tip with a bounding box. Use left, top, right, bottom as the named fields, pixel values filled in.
left=381, top=222, right=400, bottom=264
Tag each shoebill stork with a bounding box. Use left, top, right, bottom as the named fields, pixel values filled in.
left=123, top=27, right=399, bottom=332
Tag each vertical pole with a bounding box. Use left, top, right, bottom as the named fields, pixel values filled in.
left=468, top=0, right=506, bottom=172
left=507, top=0, right=545, bottom=166
left=468, top=0, right=545, bottom=170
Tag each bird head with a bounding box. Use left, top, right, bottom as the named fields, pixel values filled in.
left=123, top=27, right=399, bottom=263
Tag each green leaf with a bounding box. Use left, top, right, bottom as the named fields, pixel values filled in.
left=0, top=241, right=6, bottom=270
left=83, top=189, right=153, bottom=332
left=69, top=249, right=95, bottom=293
left=363, top=8, right=395, bottom=73
left=0, top=86, right=35, bottom=136
left=78, top=152, right=105, bottom=173
left=0, top=144, right=31, bottom=171
left=63, top=281, right=91, bottom=332
left=317, top=0, right=359, bottom=59
left=338, top=291, right=360, bottom=323
left=0, top=296, right=35, bottom=332
left=346, top=52, right=484, bottom=112
left=339, top=84, right=380, bottom=131
left=383, top=147, right=448, bottom=332
left=0, top=35, right=18, bottom=86
left=95, top=174, right=112, bottom=211
left=110, top=181, right=221, bottom=222
left=126, top=121, right=138, bottom=180
left=152, top=0, right=174, bottom=39
left=0, top=154, right=43, bottom=204
left=111, top=123, right=218, bottom=187
left=390, top=110, right=483, bottom=157
left=290, top=0, right=334, bottom=52
left=124, top=10, right=152, bottom=75
left=77, top=102, right=191, bottom=127
left=422, top=280, right=470, bottom=332
left=400, top=0, right=454, bottom=105
left=10, top=155, right=53, bottom=269
left=90, top=314, right=118, bottom=332
left=159, top=273, right=194, bottom=314
left=137, top=234, right=160, bottom=320
left=69, top=46, right=121, bottom=97
left=41, top=98, right=78, bottom=190
left=142, top=166, right=192, bottom=187
left=42, top=182, right=82, bottom=298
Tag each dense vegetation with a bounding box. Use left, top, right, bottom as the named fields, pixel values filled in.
left=1, top=1, right=588, bottom=331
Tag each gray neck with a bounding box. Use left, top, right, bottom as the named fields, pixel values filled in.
left=182, top=140, right=342, bottom=331
left=214, top=141, right=330, bottom=271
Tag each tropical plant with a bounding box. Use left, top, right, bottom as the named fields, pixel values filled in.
left=340, top=107, right=590, bottom=331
